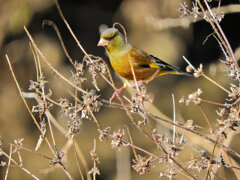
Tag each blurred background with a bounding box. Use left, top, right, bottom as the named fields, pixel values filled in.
left=0, top=0, right=240, bottom=179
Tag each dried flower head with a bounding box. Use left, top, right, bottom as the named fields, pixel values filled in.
left=66, top=118, right=82, bottom=139
left=71, top=61, right=86, bottom=86
left=160, top=166, right=178, bottom=179
left=0, top=161, right=6, bottom=167
left=191, top=2, right=199, bottom=22
left=184, top=120, right=195, bottom=130
left=186, top=65, right=194, bottom=73
left=84, top=55, right=107, bottom=91
left=13, top=138, right=24, bottom=153
left=98, top=127, right=111, bottom=141
left=111, top=129, right=126, bottom=151
left=179, top=89, right=203, bottom=105
left=194, top=64, right=203, bottom=78
left=81, top=89, right=102, bottom=119
left=132, top=155, right=154, bottom=175
left=178, top=2, right=189, bottom=17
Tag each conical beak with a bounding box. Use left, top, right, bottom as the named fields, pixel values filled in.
left=97, top=38, right=109, bottom=47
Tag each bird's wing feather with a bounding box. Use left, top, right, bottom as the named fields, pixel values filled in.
left=129, top=47, right=179, bottom=71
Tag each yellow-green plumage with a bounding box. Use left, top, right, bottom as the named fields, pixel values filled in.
left=98, top=28, right=189, bottom=82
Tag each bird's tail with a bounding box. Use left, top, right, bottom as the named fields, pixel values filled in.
left=160, top=68, right=192, bottom=77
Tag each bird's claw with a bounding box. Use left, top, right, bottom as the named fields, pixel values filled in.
left=109, top=86, right=125, bottom=105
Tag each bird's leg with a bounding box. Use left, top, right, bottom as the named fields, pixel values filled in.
left=110, top=80, right=129, bottom=104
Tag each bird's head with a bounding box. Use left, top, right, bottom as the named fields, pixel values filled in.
left=97, top=28, right=127, bottom=54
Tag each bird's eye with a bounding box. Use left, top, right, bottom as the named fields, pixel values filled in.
left=108, top=34, right=115, bottom=41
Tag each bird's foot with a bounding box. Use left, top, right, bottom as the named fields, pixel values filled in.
left=110, top=86, right=125, bottom=105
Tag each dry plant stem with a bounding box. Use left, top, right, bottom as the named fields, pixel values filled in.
left=90, top=111, right=102, bottom=130
left=200, top=99, right=224, bottom=106
left=178, top=170, right=194, bottom=180
left=74, top=141, right=91, bottom=180
left=114, top=93, right=198, bottom=179
left=9, top=143, right=52, bottom=160
left=160, top=142, right=199, bottom=180
left=147, top=4, right=240, bottom=31
left=92, top=139, right=97, bottom=180
left=6, top=56, right=73, bottom=180
left=215, top=130, right=240, bottom=180
left=24, top=27, right=87, bottom=94
left=29, top=42, right=40, bottom=78
left=128, top=144, right=157, bottom=158
left=203, top=0, right=238, bottom=66
left=52, top=1, right=201, bottom=178
left=172, top=94, right=176, bottom=144
left=110, top=86, right=197, bottom=178
left=148, top=112, right=240, bottom=160
left=197, top=0, right=238, bottom=68
left=1, top=150, right=39, bottom=180
left=4, top=145, right=12, bottom=180
left=198, top=104, right=214, bottom=133
left=53, top=0, right=94, bottom=64
left=62, top=169, right=74, bottom=180
left=126, top=127, right=138, bottom=159
left=106, top=101, right=240, bottom=159
left=17, top=151, right=23, bottom=167
left=5, top=55, right=57, bottom=158
left=53, top=0, right=118, bottom=103
left=222, top=149, right=240, bottom=180
left=22, top=92, right=67, bottom=134
left=73, top=138, right=85, bottom=180
left=114, top=22, right=154, bottom=132
left=46, top=110, right=58, bottom=155
left=202, top=73, right=230, bottom=94
left=183, top=56, right=230, bottom=94
left=212, top=172, right=225, bottom=180
left=42, top=20, right=74, bottom=66
left=205, top=136, right=220, bottom=180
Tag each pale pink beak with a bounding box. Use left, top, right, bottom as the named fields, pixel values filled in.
left=97, top=38, right=109, bottom=47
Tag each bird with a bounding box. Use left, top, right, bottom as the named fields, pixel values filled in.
left=97, top=27, right=190, bottom=101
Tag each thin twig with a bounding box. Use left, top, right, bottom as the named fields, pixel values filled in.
left=147, top=112, right=240, bottom=160
left=73, top=138, right=85, bottom=180
left=172, top=94, right=176, bottom=144
left=198, top=104, right=214, bottom=133
left=24, top=26, right=87, bottom=94
left=182, top=56, right=231, bottom=94
left=5, top=55, right=57, bottom=158
left=205, top=136, right=220, bottom=180
left=2, top=150, right=39, bottom=180
left=4, top=145, right=12, bottom=180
